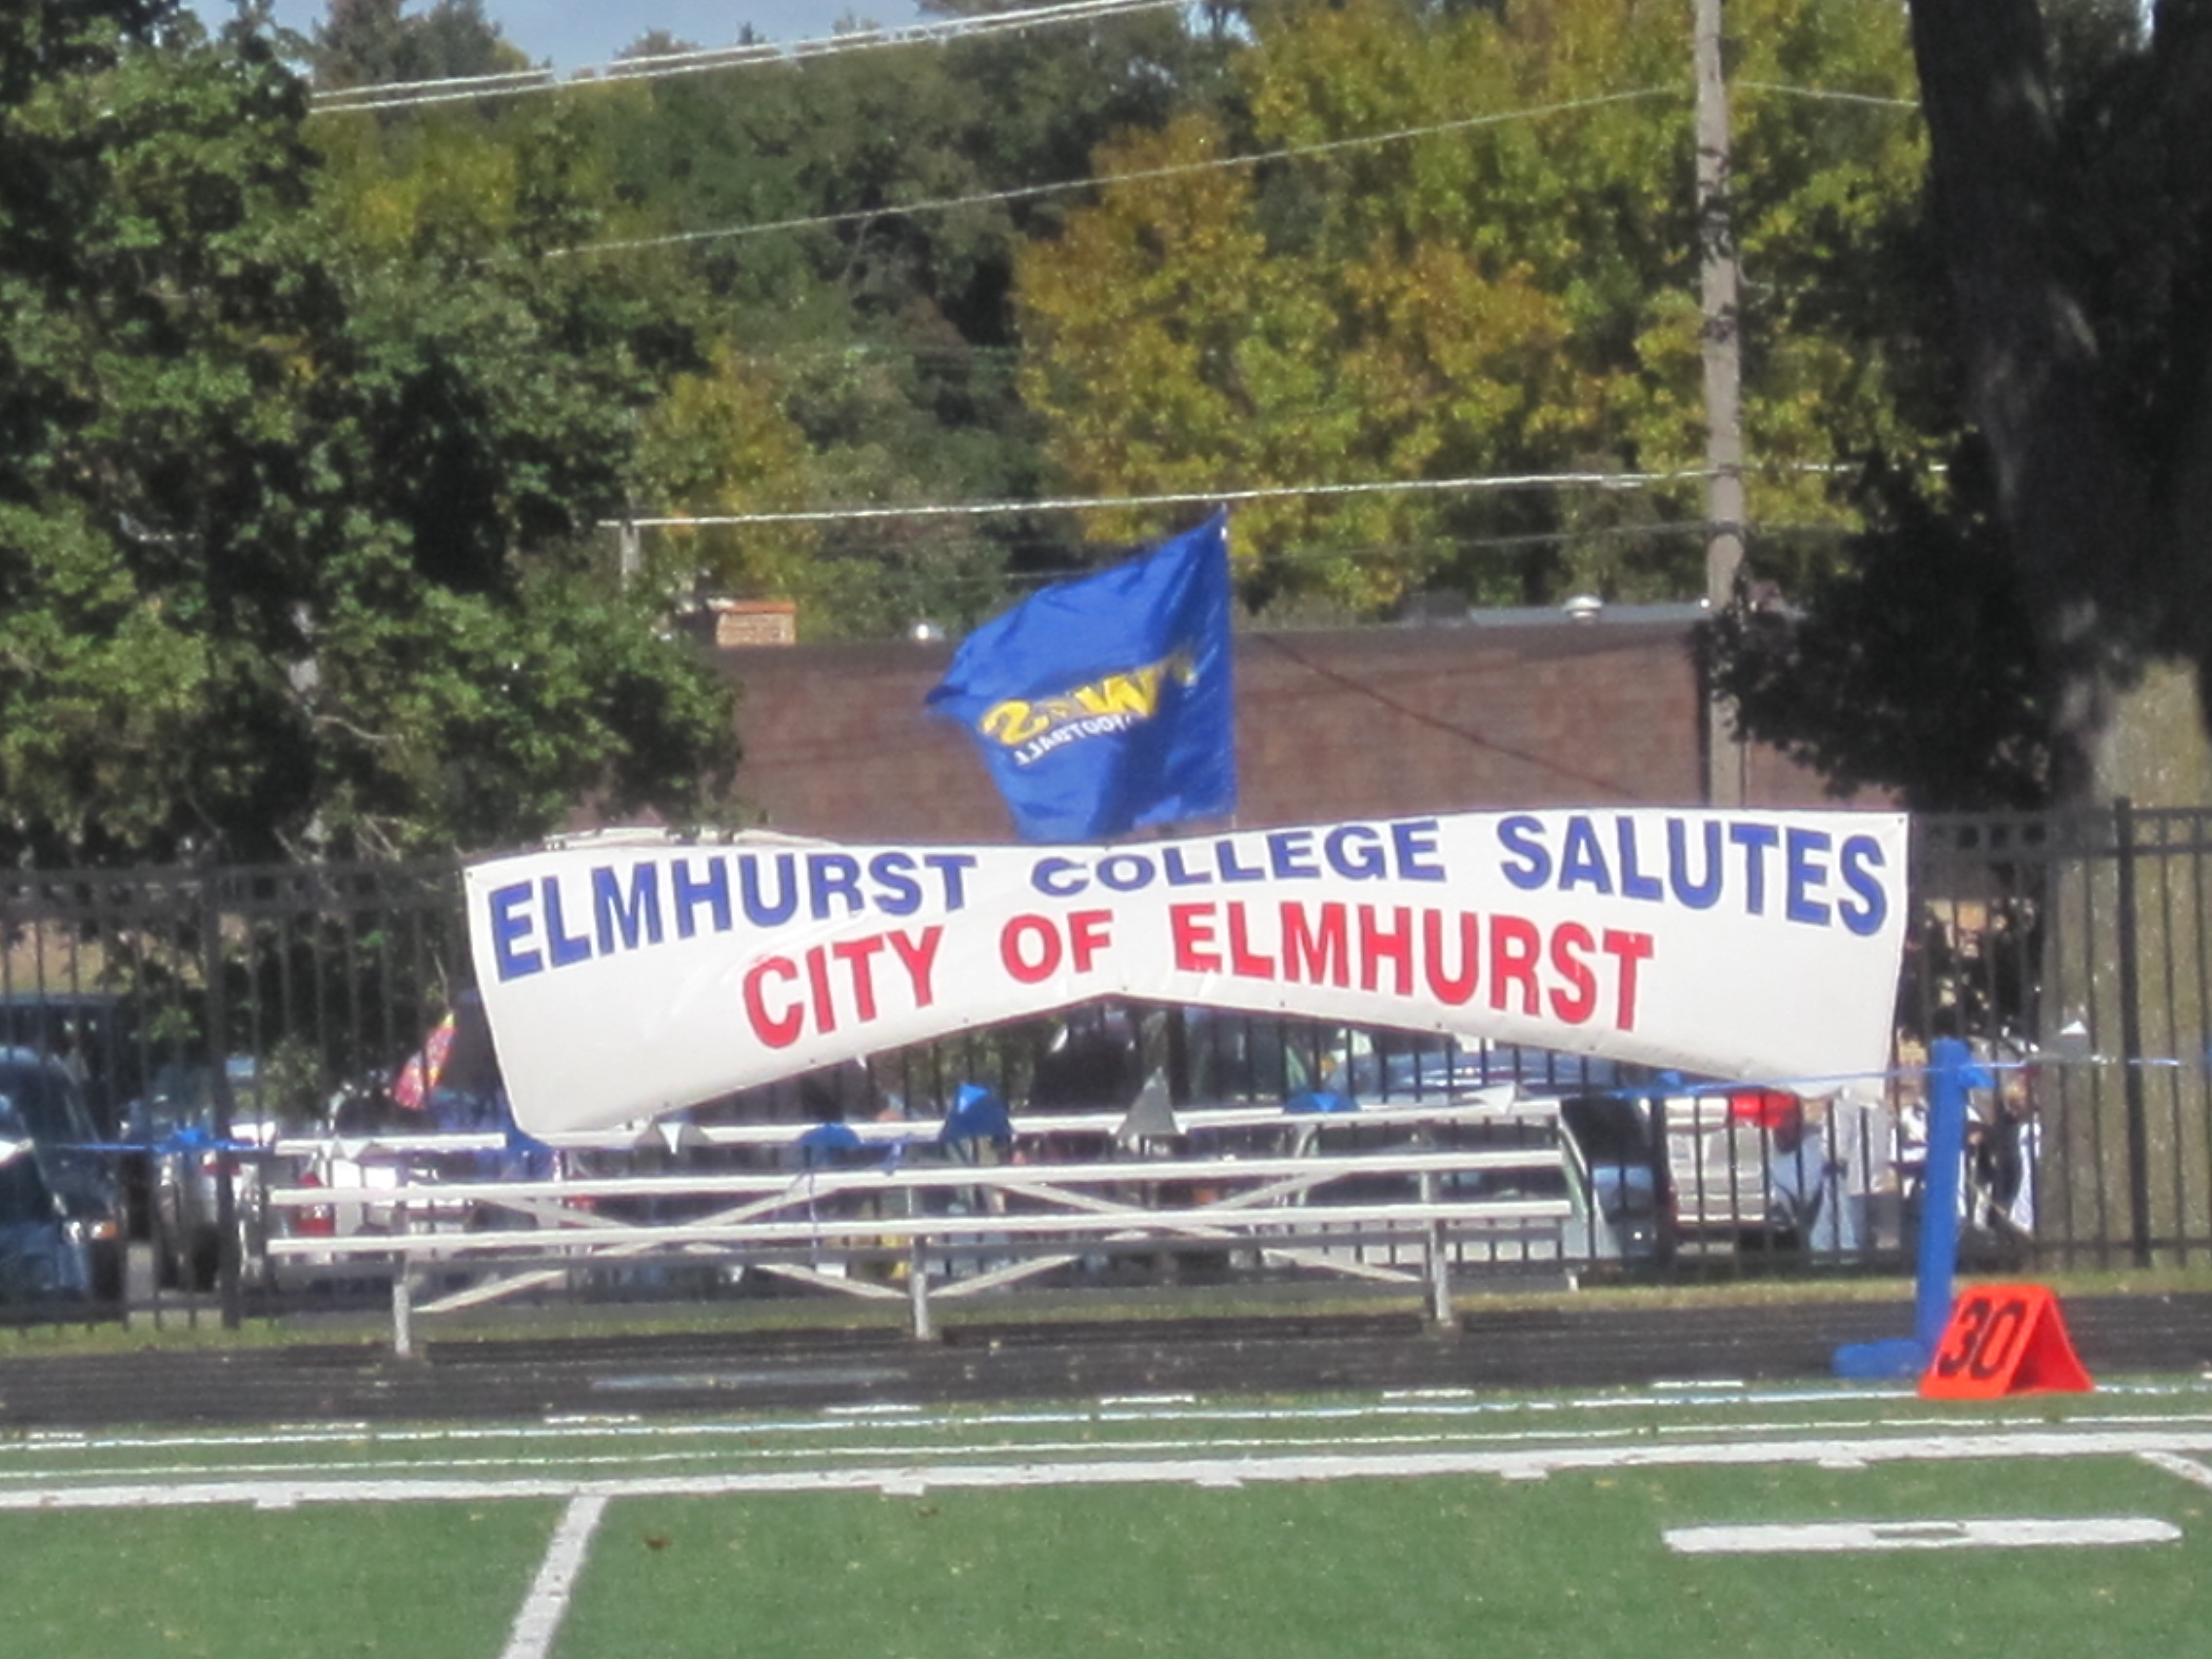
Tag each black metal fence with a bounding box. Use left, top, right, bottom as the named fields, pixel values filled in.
left=3, top=802, right=2208, bottom=1331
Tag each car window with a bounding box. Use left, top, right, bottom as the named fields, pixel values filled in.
left=1561, top=1095, right=1656, bottom=1162
left=0, top=1145, right=55, bottom=1225
left=0, top=1063, right=96, bottom=1144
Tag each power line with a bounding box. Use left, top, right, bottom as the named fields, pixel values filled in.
left=609, top=468, right=1713, bottom=529
left=544, top=88, right=1682, bottom=261
left=310, top=0, right=1194, bottom=116
left=659, top=515, right=1856, bottom=582
left=1737, top=81, right=1920, bottom=112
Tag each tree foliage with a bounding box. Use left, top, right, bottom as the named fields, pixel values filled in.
left=570, top=7, right=1235, bottom=637
left=309, top=0, right=529, bottom=90
left=0, top=2, right=735, bottom=866
left=1711, top=446, right=2050, bottom=810
left=1016, top=0, right=1933, bottom=616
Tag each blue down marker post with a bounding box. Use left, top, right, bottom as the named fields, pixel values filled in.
left=1833, top=1035, right=1991, bottom=1380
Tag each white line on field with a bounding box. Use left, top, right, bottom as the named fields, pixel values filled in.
left=0, top=1387, right=2050, bottom=1467
left=2141, top=1451, right=2212, bottom=1492
left=499, top=1493, right=607, bottom=1659
left=1665, top=1517, right=2181, bottom=1554
left=13, top=1409, right=2155, bottom=1493
left=0, top=1427, right=1652, bottom=1489
left=16, top=1426, right=2212, bottom=1513
left=10, top=1384, right=2212, bottom=1485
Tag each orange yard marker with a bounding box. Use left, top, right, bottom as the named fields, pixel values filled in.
left=1920, top=1284, right=2092, bottom=1399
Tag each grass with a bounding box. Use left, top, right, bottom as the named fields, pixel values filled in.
left=557, top=1460, right=2212, bottom=1659
left=10, top=1388, right=2212, bottom=1659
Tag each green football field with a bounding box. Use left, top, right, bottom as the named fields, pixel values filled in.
left=6, top=1378, right=2212, bottom=1658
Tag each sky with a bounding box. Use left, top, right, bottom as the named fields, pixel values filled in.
left=209, top=1, right=934, bottom=73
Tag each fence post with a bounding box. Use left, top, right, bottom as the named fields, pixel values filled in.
left=2113, top=796, right=2154, bottom=1269
left=200, top=865, right=242, bottom=1332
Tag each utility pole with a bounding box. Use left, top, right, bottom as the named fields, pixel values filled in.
left=1696, top=0, right=1748, bottom=807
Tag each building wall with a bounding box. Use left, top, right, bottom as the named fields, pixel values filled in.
left=712, top=610, right=1874, bottom=843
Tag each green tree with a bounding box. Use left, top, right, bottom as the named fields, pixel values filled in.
left=0, top=2, right=734, bottom=866
left=1016, top=0, right=1932, bottom=615
left=569, top=10, right=1235, bottom=636
left=1710, top=445, right=2051, bottom=810
left=309, top=0, right=530, bottom=91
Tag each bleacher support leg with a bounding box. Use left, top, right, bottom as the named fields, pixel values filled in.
left=1426, top=1220, right=1454, bottom=1326
left=907, top=1239, right=935, bottom=1342
left=391, top=1263, right=415, bottom=1359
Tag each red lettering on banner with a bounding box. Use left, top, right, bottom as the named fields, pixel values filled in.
left=831, top=935, right=886, bottom=1021
left=1491, top=915, right=1541, bottom=1015
left=1548, top=922, right=1597, bottom=1023
left=744, top=926, right=943, bottom=1048
left=1360, top=904, right=1414, bottom=996
left=1004, top=910, right=1114, bottom=983
left=1170, top=903, right=1220, bottom=973
left=1423, top=909, right=1478, bottom=1006
left=805, top=946, right=836, bottom=1033
left=1602, top=928, right=1653, bottom=1030
left=1002, top=914, right=1060, bottom=983
left=1281, top=902, right=1348, bottom=986
left=1068, top=908, right=1114, bottom=973
left=744, top=956, right=803, bottom=1048
left=1228, top=903, right=1275, bottom=977
left=1165, top=902, right=1650, bottom=1036
left=888, top=925, right=940, bottom=1009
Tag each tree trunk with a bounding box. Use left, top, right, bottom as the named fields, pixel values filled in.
left=1912, top=1, right=2212, bottom=1263
left=1908, top=0, right=2166, bottom=796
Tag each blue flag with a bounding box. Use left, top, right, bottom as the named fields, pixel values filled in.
left=926, top=511, right=1236, bottom=841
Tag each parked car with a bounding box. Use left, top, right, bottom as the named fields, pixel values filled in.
left=0, top=1048, right=125, bottom=1302
left=129, top=1055, right=273, bottom=1291
left=1556, top=1093, right=1667, bottom=1260
left=0, top=1104, right=92, bottom=1305
left=0, top=991, right=144, bottom=1134
left=1348, top=1035, right=1626, bottom=1103
left=1637, top=1080, right=1890, bottom=1254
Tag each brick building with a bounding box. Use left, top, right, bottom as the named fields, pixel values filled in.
left=711, top=602, right=1866, bottom=842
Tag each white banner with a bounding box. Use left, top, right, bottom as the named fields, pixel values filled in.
left=466, top=809, right=1911, bottom=1136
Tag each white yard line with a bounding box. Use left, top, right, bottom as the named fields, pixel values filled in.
left=0, top=1385, right=2042, bottom=1467
left=1665, top=1518, right=2181, bottom=1554
left=14, top=1425, right=2212, bottom=1512
left=499, top=1493, right=608, bottom=1659
left=2140, top=1450, right=2212, bottom=1492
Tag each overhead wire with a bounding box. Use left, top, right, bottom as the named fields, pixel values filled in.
left=309, top=0, right=1196, bottom=115
left=297, top=0, right=1919, bottom=547
left=607, top=468, right=1714, bottom=530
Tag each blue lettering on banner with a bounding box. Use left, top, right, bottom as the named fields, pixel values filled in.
left=482, top=813, right=1897, bottom=988
left=1617, top=819, right=1663, bottom=902
left=1492, top=813, right=1897, bottom=934
left=1670, top=820, right=1723, bottom=909
left=487, top=850, right=979, bottom=983
left=1022, top=818, right=1447, bottom=900
left=1267, top=828, right=1318, bottom=880
left=1729, top=821, right=1781, bottom=915
left=671, top=857, right=731, bottom=938
left=869, top=852, right=922, bottom=916
left=594, top=865, right=664, bottom=954
left=1838, top=836, right=1890, bottom=936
